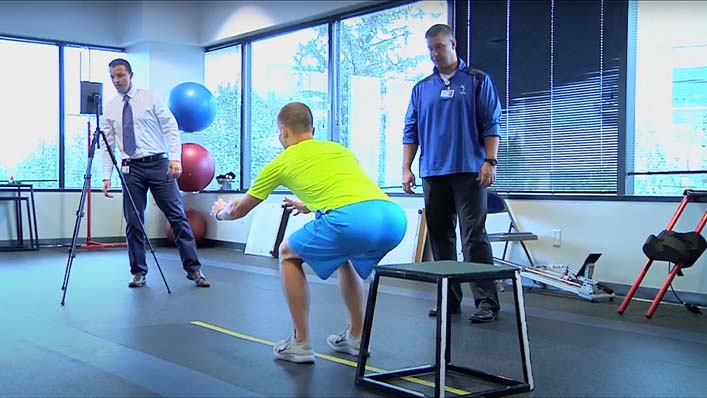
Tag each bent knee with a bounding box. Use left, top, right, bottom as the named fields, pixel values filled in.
left=278, top=239, right=300, bottom=261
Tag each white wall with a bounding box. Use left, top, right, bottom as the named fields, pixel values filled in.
left=198, top=0, right=377, bottom=46
left=10, top=191, right=704, bottom=294
left=0, top=1, right=203, bottom=48
left=186, top=193, right=706, bottom=293
left=0, top=1, right=121, bottom=46
left=131, top=1, right=202, bottom=46
left=0, top=191, right=162, bottom=242
left=506, top=198, right=707, bottom=292
left=127, top=41, right=204, bottom=99
left=0, top=0, right=375, bottom=47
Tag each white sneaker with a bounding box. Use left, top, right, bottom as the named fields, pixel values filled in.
left=273, top=336, right=315, bottom=364
left=326, top=329, right=361, bottom=356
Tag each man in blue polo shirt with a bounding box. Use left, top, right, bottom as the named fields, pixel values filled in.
left=402, top=23, right=502, bottom=323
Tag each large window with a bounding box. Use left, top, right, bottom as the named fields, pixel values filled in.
left=629, top=1, right=707, bottom=195
left=469, top=0, right=622, bottom=194
left=64, top=46, right=125, bottom=189
left=203, top=45, right=242, bottom=190
left=250, top=25, right=329, bottom=186
left=0, top=39, right=59, bottom=188
left=338, top=1, right=448, bottom=190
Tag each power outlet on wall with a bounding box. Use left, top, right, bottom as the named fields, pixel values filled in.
left=552, top=229, right=562, bottom=247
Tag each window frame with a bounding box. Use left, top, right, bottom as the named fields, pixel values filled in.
left=204, top=0, right=453, bottom=194
left=0, top=34, right=125, bottom=192
left=623, top=0, right=707, bottom=198
left=61, top=44, right=128, bottom=191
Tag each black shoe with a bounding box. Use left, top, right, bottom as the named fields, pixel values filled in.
left=428, top=306, right=461, bottom=317
left=128, top=273, right=146, bottom=288
left=469, top=309, right=498, bottom=323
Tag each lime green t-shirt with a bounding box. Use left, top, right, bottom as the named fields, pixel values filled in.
left=246, top=139, right=392, bottom=212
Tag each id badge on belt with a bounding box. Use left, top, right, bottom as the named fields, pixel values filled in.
left=121, top=165, right=130, bottom=174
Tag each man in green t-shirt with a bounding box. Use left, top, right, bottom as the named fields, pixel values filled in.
left=211, top=102, right=407, bottom=364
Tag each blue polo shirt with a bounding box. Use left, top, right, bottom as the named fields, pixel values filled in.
left=403, top=58, right=502, bottom=178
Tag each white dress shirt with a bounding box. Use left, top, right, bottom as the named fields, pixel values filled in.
left=100, top=86, right=181, bottom=180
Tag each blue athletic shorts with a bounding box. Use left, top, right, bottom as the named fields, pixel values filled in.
left=287, top=200, right=407, bottom=280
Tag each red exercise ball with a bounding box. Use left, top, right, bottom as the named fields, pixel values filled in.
left=177, top=143, right=215, bottom=192
left=166, top=208, right=207, bottom=243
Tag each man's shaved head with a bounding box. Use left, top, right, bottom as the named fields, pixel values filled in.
left=277, top=102, right=313, bottom=134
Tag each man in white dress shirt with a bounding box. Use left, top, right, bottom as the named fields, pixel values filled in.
left=100, top=58, right=210, bottom=288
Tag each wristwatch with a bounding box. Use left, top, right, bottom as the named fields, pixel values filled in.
left=484, top=158, right=498, bottom=166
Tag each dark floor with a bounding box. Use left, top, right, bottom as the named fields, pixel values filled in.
left=1, top=246, right=705, bottom=397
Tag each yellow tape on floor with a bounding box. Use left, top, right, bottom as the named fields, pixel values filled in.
left=191, top=320, right=470, bottom=396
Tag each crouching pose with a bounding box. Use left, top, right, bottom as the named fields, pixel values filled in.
left=211, top=102, right=406, bottom=364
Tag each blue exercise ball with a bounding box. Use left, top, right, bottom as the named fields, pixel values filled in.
left=167, top=82, right=217, bottom=132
